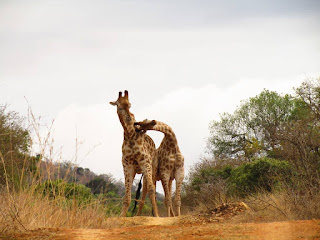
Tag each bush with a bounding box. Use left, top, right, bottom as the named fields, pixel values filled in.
left=191, top=165, right=232, bottom=191
left=182, top=159, right=233, bottom=211
left=85, top=176, right=118, bottom=195
left=182, top=157, right=293, bottom=212
left=37, top=179, right=92, bottom=203
left=228, top=158, right=293, bottom=197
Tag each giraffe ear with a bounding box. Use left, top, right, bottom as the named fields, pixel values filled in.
left=151, top=120, right=156, bottom=126
left=110, top=101, right=117, bottom=106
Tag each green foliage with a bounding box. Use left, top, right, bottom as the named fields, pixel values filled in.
left=208, top=79, right=320, bottom=179
left=0, top=105, right=37, bottom=188
left=295, top=78, right=320, bottom=120
left=228, top=158, right=293, bottom=197
left=0, top=105, right=31, bottom=155
left=208, top=89, right=298, bottom=159
left=185, top=78, right=320, bottom=214
left=37, top=179, right=92, bottom=203
left=85, top=176, right=118, bottom=195
left=191, top=165, right=232, bottom=191
left=186, top=157, right=292, bottom=198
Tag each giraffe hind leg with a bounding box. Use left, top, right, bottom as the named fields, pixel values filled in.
left=168, top=178, right=175, bottom=217
left=137, top=176, right=148, bottom=216
left=142, top=163, right=159, bottom=217
left=161, top=177, right=174, bottom=217
left=174, top=167, right=184, bottom=216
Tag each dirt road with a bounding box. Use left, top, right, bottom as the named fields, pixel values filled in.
left=7, top=216, right=320, bottom=240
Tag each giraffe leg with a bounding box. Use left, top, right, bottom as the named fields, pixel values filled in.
left=168, top=179, right=175, bottom=217
left=136, top=176, right=148, bottom=215
left=174, top=167, right=184, bottom=216
left=121, top=166, right=135, bottom=217
left=142, top=162, right=159, bottom=217
left=161, top=177, right=173, bottom=217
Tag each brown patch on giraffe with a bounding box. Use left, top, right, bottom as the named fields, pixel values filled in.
left=129, top=141, right=135, bottom=148
left=126, top=149, right=132, bottom=154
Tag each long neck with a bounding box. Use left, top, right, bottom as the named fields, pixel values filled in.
left=150, top=121, right=177, bottom=142
left=117, top=110, right=136, bottom=140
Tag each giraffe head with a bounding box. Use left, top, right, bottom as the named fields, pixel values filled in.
left=134, top=119, right=156, bottom=133
left=110, top=90, right=133, bottom=122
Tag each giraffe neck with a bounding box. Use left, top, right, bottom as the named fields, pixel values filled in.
left=150, top=121, right=177, bottom=143
left=117, top=110, right=136, bottom=140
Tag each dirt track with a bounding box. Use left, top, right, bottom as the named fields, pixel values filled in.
left=8, top=216, right=320, bottom=240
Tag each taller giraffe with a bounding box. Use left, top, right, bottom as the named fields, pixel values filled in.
left=110, top=91, right=159, bottom=217
left=135, top=119, right=185, bottom=216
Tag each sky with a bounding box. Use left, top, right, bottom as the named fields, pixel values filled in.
left=1, top=0, right=320, bottom=186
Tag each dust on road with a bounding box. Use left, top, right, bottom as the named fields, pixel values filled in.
left=6, top=216, right=320, bottom=240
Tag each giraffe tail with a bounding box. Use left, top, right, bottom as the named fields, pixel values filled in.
left=132, top=174, right=143, bottom=215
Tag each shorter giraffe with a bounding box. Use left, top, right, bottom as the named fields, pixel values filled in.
left=135, top=119, right=185, bottom=216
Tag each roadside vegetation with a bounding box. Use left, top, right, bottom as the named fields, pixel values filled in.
left=182, top=77, right=320, bottom=221
left=0, top=105, right=161, bottom=235
left=1, top=77, right=319, bottom=236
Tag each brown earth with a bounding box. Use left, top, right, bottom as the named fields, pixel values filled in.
left=4, top=216, right=320, bottom=240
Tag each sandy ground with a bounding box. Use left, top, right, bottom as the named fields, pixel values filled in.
left=5, top=216, right=320, bottom=240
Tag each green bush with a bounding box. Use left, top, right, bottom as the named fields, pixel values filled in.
left=191, top=165, right=232, bottom=191
left=37, top=179, right=92, bottom=203
left=228, top=158, right=293, bottom=197
left=85, top=176, right=118, bottom=195
left=182, top=157, right=294, bottom=211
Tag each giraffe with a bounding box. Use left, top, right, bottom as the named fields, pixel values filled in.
left=109, top=91, right=159, bottom=217
left=134, top=119, right=185, bottom=217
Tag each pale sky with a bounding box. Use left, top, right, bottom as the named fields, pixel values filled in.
left=1, top=0, right=320, bottom=184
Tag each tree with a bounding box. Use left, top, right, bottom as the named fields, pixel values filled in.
left=295, top=77, right=320, bottom=120
left=275, top=78, right=320, bottom=178
left=0, top=104, right=33, bottom=187
left=0, top=104, right=30, bottom=156
left=208, top=90, right=297, bottom=160
left=208, top=79, right=320, bottom=197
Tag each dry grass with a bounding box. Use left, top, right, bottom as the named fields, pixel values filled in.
left=0, top=190, right=116, bottom=233
left=0, top=105, right=120, bottom=234
left=231, top=190, right=320, bottom=223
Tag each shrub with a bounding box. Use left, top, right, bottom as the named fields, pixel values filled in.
left=228, top=158, right=293, bottom=197
left=36, top=179, right=92, bottom=203
left=191, top=165, right=232, bottom=191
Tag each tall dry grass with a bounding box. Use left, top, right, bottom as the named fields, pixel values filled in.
left=232, top=189, right=320, bottom=223
left=0, top=106, right=120, bottom=234
left=0, top=190, right=115, bottom=233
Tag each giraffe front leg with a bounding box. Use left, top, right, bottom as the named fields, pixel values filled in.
left=142, top=162, right=159, bottom=217
left=136, top=176, right=148, bottom=216
left=121, top=165, right=135, bottom=217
